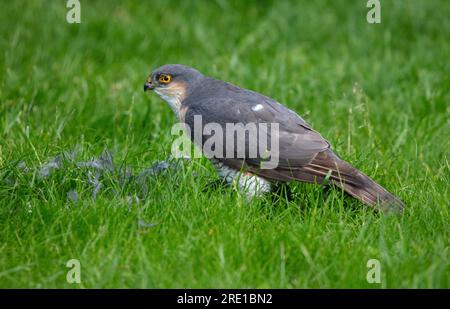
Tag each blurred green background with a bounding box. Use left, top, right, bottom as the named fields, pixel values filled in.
left=0, top=0, right=448, bottom=288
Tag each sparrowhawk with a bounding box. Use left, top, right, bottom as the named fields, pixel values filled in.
left=144, top=64, right=403, bottom=212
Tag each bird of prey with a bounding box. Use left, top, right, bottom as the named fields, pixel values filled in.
left=144, top=64, right=404, bottom=212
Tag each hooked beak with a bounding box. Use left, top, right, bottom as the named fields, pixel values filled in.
left=144, top=81, right=155, bottom=92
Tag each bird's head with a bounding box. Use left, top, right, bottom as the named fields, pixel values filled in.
left=144, top=64, right=204, bottom=107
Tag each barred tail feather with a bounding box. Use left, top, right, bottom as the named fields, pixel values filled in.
left=308, top=150, right=404, bottom=212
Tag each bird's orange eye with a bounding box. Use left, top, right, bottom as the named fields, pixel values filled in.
left=159, top=74, right=172, bottom=84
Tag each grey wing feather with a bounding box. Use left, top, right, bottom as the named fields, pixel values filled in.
left=186, top=81, right=329, bottom=168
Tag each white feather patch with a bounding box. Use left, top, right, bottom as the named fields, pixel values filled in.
left=251, top=104, right=264, bottom=111
left=211, top=159, right=271, bottom=198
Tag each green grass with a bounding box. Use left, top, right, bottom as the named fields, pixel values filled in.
left=0, top=0, right=449, bottom=288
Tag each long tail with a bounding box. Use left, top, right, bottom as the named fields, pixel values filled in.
left=305, top=149, right=404, bottom=212
left=223, top=150, right=404, bottom=212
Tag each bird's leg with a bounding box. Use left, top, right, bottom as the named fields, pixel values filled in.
left=271, top=183, right=294, bottom=201
left=202, top=178, right=229, bottom=192
left=321, top=182, right=333, bottom=197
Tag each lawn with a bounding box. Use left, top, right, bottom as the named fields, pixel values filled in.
left=0, top=0, right=448, bottom=288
